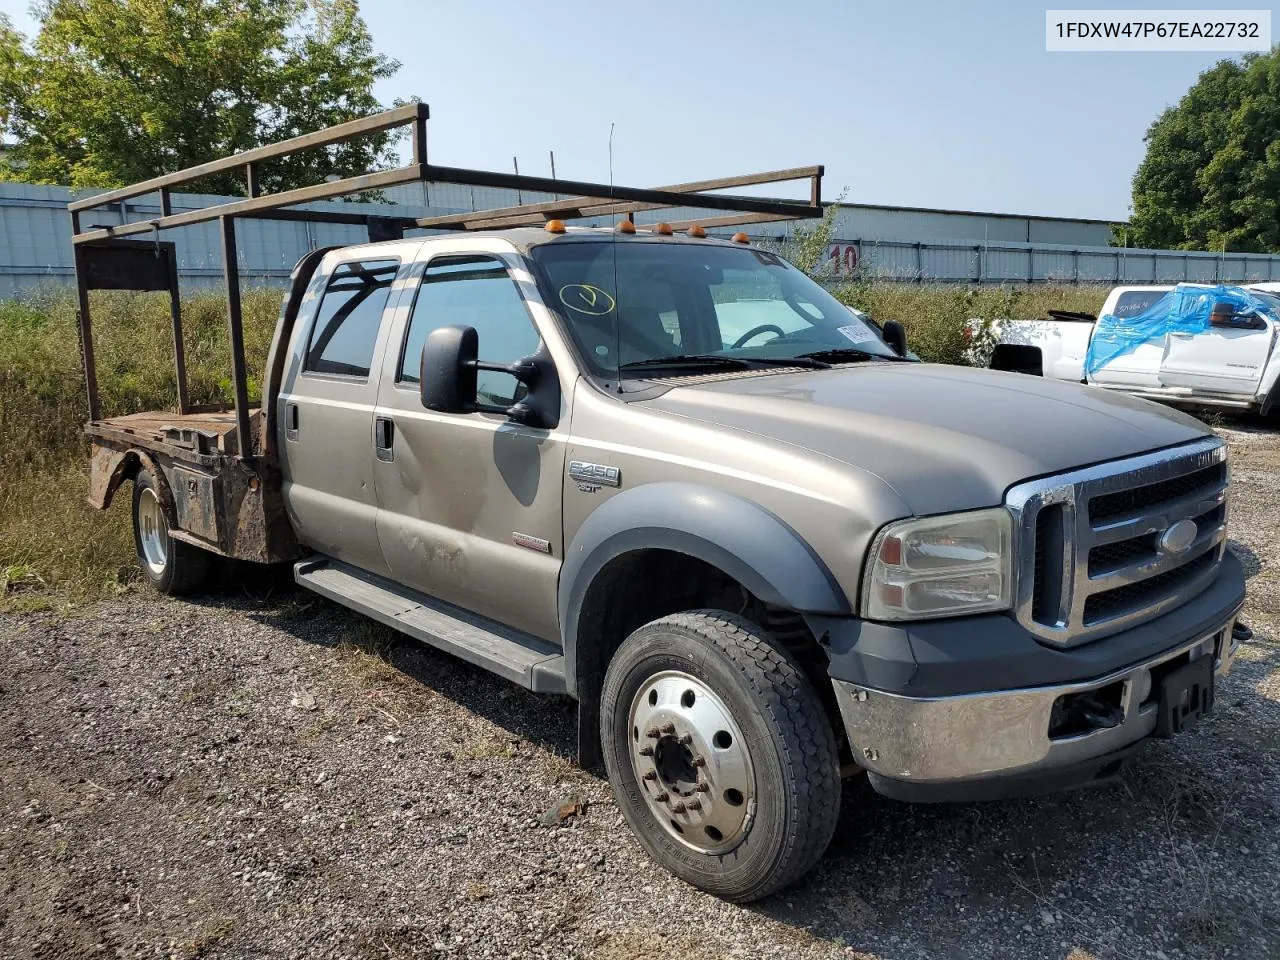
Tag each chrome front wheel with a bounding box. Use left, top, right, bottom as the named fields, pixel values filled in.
left=627, top=670, right=755, bottom=854
left=601, top=611, right=841, bottom=902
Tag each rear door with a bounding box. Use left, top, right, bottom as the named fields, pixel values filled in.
left=370, top=243, right=568, bottom=640
left=278, top=250, right=415, bottom=575
left=1089, top=287, right=1171, bottom=388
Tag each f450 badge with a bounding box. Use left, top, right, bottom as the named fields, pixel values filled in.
left=569, top=460, right=621, bottom=493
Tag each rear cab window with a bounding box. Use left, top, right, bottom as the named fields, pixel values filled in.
left=1112, top=290, right=1168, bottom=318
left=303, top=259, right=400, bottom=378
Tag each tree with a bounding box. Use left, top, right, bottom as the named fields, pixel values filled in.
left=1128, top=50, right=1280, bottom=253
left=0, top=0, right=404, bottom=194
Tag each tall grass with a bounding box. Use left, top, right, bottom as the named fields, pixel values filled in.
left=0, top=288, right=281, bottom=608
left=0, top=281, right=1109, bottom=609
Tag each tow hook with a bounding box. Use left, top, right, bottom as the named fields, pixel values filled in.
left=1076, top=694, right=1124, bottom=730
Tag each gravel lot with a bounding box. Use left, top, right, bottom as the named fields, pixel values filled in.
left=2, top=424, right=1278, bottom=960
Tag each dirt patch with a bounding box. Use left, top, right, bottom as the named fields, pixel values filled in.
left=1, top=425, right=1278, bottom=960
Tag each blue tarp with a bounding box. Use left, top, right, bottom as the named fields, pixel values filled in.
left=1085, top=283, right=1276, bottom=379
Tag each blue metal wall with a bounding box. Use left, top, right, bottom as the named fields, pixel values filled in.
left=3, top=180, right=1279, bottom=295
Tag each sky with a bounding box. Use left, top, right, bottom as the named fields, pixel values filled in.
left=0, top=1, right=1256, bottom=221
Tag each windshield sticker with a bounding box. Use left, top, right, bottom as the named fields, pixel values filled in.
left=559, top=283, right=616, bottom=316
left=837, top=323, right=877, bottom=344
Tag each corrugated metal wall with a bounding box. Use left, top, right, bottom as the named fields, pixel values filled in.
left=4, top=181, right=1279, bottom=295
left=822, top=237, right=1280, bottom=285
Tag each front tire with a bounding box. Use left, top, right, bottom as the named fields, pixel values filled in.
left=132, top=468, right=210, bottom=596
left=600, top=611, right=841, bottom=901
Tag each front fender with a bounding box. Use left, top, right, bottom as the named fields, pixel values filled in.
left=558, top=482, right=851, bottom=694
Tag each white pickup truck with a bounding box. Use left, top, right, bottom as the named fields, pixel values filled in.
left=985, top=284, right=1280, bottom=416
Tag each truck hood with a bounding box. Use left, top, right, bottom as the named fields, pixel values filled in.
left=643, top=363, right=1210, bottom=513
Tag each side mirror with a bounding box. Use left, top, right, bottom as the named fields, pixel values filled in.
left=420, top=325, right=560, bottom=429
left=421, top=325, right=478, bottom=413
left=1209, top=302, right=1266, bottom=330
left=882, top=319, right=908, bottom=357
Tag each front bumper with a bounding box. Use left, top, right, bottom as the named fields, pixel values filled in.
left=826, top=558, right=1246, bottom=802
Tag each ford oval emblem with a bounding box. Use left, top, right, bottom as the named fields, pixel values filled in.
left=1159, top=519, right=1198, bottom=556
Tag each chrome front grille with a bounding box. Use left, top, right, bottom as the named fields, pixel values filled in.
left=1007, top=437, right=1229, bottom=647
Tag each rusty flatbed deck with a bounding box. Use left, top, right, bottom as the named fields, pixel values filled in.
left=88, top=409, right=264, bottom=464
left=85, top=408, right=293, bottom=564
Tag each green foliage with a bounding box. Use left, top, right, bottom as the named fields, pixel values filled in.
left=0, top=0, right=403, bottom=192
left=0, top=286, right=281, bottom=608
left=830, top=282, right=1107, bottom=365
left=1128, top=50, right=1280, bottom=253
left=0, top=287, right=280, bottom=476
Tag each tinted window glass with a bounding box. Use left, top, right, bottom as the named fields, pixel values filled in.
left=399, top=256, right=540, bottom=407
left=1113, top=290, right=1168, bottom=318
left=304, top=259, right=398, bottom=377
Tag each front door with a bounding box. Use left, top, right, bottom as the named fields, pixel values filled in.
left=278, top=253, right=409, bottom=575
left=372, top=248, right=567, bottom=641
left=1159, top=320, right=1274, bottom=397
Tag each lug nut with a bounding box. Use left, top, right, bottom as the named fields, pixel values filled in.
left=686, top=799, right=701, bottom=811
left=692, top=755, right=706, bottom=767
left=639, top=746, right=654, bottom=757
left=654, top=791, right=669, bottom=803
left=661, top=722, right=675, bottom=735
left=642, top=770, right=657, bottom=781
left=695, top=782, right=710, bottom=793
left=645, top=727, right=661, bottom=739
left=672, top=802, right=686, bottom=813
left=678, top=733, right=693, bottom=745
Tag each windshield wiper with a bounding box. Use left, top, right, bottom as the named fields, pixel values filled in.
left=619, top=354, right=754, bottom=371
left=619, top=353, right=833, bottom=373
left=736, top=355, right=832, bottom=369
left=795, top=348, right=905, bottom=364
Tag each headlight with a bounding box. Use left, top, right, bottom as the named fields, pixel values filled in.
left=862, top=508, right=1013, bottom=620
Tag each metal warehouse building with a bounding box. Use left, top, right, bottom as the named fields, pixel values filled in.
left=3, top=178, right=1279, bottom=297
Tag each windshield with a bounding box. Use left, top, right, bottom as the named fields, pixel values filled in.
left=529, top=240, right=898, bottom=377
left=1250, top=290, right=1280, bottom=314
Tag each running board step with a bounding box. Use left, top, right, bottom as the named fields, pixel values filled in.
left=294, top=558, right=567, bottom=694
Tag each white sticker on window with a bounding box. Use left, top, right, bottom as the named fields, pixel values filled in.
left=837, top=323, right=876, bottom=344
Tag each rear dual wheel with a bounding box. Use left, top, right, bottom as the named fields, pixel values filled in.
left=601, top=611, right=841, bottom=902
left=132, top=468, right=209, bottom=596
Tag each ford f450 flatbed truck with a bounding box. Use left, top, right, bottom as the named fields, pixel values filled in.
left=71, top=106, right=1248, bottom=902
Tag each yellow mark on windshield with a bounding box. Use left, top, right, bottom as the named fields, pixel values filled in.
left=559, top=283, right=616, bottom=316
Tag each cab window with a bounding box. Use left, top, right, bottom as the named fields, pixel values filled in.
left=399, top=255, right=540, bottom=407
left=303, top=259, right=399, bottom=378
left=1112, top=290, right=1167, bottom=318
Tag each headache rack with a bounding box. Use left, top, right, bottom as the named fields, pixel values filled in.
left=69, top=101, right=824, bottom=452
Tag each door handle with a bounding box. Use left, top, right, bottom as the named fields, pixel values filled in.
left=284, top=401, right=299, bottom=442
left=375, top=417, right=395, bottom=462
